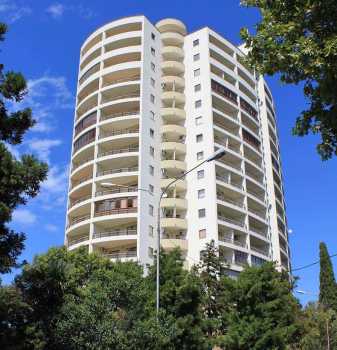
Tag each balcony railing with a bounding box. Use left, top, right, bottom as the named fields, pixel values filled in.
left=217, top=193, right=245, bottom=209
left=95, top=186, right=138, bottom=197
left=68, top=195, right=91, bottom=209
left=93, top=229, right=137, bottom=239
left=248, top=207, right=266, bottom=219
left=103, top=251, right=137, bottom=259
left=67, top=214, right=90, bottom=227
left=101, top=110, right=140, bottom=121
left=219, top=235, right=247, bottom=248
left=98, top=146, right=139, bottom=158
left=94, top=207, right=137, bottom=217
left=72, top=156, right=94, bottom=172
left=250, top=246, right=269, bottom=257
left=214, top=136, right=241, bottom=155
left=106, top=74, right=140, bottom=86
left=96, top=166, right=138, bottom=177
left=102, top=92, right=139, bottom=104
left=249, top=227, right=268, bottom=238
left=246, top=188, right=265, bottom=202
left=99, top=128, right=139, bottom=139
left=216, top=175, right=243, bottom=190
left=218, top=214, right=245, bottom=228
left=68, top=236, right=89, bottom=246
left=70, top=176, right=92, bottom=190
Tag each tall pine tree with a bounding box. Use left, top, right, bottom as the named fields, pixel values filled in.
left=0, top=23, right=48, bottom=273
left=319, top=242, right=337, bottom=311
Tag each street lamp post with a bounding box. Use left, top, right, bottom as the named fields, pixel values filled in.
left=100, top=148, right=227, bottom=319
left=156, top=148, right=226, bottom=317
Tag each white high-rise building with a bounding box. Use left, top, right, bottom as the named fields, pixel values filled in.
left=65, top=16, right=290, bottom=276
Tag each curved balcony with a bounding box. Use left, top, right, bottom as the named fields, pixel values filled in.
left=162, top=91, right=185, bottom=105
left=162, top=60, right=185, bottom=75
left=94, top=207, right=137, bottom=218
left=161, top=160, right=186, bottom=172
left=96, top=166, right=138, bottom=178
left=161, top=217, right=187, bottom=231
left=68, top=194, right=92, bottom=210
left=161, top=32, right=184, bottom=47
left=161, top=197, right=187, bottom=210
left=162, top=46, right=184, bottom=61
left=161, top=141, right=186, bottom=155
left=161, top=107, right=185, bottom=123
left=161, top=124, right=186, bottom=138
left=161, top=238, right=188, bottom=251
left=97, top=146, right=139, bottom=159
left=161, top=178, right=186, bottom=192
left=156, top=18, right=187, bottom=35
left=162, top=75, right=185, bottom=89
left=67, top=214, right=91, bottom=229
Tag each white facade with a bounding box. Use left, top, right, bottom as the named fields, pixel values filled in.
left=65, top=16, right=290, bottom=275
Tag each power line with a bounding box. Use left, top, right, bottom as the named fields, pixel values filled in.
left=290, top=252, right=337, bottom=273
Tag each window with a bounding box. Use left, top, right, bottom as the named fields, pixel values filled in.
left=193, top=39, right=199, bottom=47
left=197, top=151, right=204, bottom=160
left=151, top=47, right=155, bottom=56
left=197, top=169, right=204, bottom=179
left=150, top=111, right=155, bottom=120
left=195, top=116, right=203, bottom=125
left=196, top=134, right=203, bottom=143
left=151, top=62, right=155, bottom=72
left=199, top=229, right=206, bottom=239
left=151, top=78, right=155, bottom=87
left=149, top=204, right=154, bottom=216
left=151, top=32, right=155, bottom=40
left=195, top=100, right=202, bottom=108
left=150, top=146, right=154, bottom=157
left=194, top=68, right=200, bottom=77
left=149, top=165, right=154, bottom=175
left=198, top=189, right=205, bottom=199
left=150, top=94, right=155, bottom=103
left=198, top=208, right=206, bottom=218
left=193, top=53, right=200, bottom=61
left=194, top=84, right=201, bottom=92
left=149, top=225, right=154, bottom=237
left=150, top=128, right=154, bottom=138
left=149, top=184, right=154, bottom=194
left=148, top=247, right=154, bottom=258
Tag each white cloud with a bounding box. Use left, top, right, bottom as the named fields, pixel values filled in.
left=27, top=138, right=62, bottom=163
left=0, top=0, right=32, bottom=23
left=45, top=223, right=59, bottom=232
left=46, top=3, right=96, bottom=20
left=39, top=165, right=69, bottom=209
left=46, top=3, right=65, bottom=18
left=12, top=209, right=36, bottom=225
left=8, top=74, right=74, bottom=134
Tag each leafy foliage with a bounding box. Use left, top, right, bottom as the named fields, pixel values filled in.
left=241, top=0, right=337, bottom=159
left=0, top=244, right=310, bottom=349
left=0, top=23, right=47, bottom=273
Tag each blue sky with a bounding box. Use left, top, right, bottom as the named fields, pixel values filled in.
left=1, top=0, right=337, bottom=303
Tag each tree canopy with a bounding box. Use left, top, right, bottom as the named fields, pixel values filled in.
left=0, top=22, right=47, bottom=273
left=241, top=0, right=337, bottom=160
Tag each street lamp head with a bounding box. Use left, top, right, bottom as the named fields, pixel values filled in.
left=207, top=148, right=226, bottom=162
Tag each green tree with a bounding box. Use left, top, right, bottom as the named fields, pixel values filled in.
left=319, top=242, right=337, bottom=311
left=218, top=262, right=302, bottom=350
left=241, top=0, right=337, bottom=160
left=196, top=240, right=230, bottom=346
left=294, top=303, right=337, bottom=350
left=0, top=22, right=48, bottom=273
left=147, top=248, right=208, bottom=350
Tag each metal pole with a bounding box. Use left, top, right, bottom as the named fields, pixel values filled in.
left=155, top=155, right=223, bottom=317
